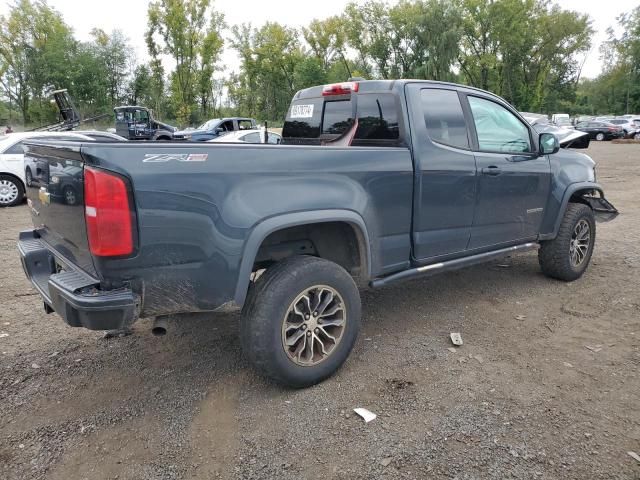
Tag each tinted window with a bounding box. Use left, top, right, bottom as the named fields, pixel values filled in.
left=4, top=142, right=24, bottom=154
left=322, top=101, right=353, bottom=135
left=282, top=98, right=323, bottom=142
left=587, top=122, right=601, bottom=127
left=352, top=94, right=399, bottom=146
left=241, top=132, right=261, bottom=143
left=420, top=89, right=469, bottom=149
left=468, top=96, right=531, bottom=153
left=575, top=122, right=588, bottom=128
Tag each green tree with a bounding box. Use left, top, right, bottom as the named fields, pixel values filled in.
left=0, top=0, right=76, bottom=124
left=228, top=22, right=302, bottom=121
left=146, top=0, right=224, bottom=125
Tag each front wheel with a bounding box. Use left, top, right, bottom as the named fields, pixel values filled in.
left=595, top=133, right=605, bottom=141
left=241, top=256, right=361, bottom=387
left=538, top=203, right=595, bottom=281
left=634, top=132, right=640, bottom=140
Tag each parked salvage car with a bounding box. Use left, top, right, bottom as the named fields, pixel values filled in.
left=575, top=121, right=625, bottom=141
left=19, top=80, right=618, bottom=387
left=608, top=119, right=639, bottom=139
left=114, top=106, right=176, bottom=141
left=173, top=117, right=257, bottom=141
left=0, top=131, right=94, bottom=207
left=209, top=129, right=282, bottom=144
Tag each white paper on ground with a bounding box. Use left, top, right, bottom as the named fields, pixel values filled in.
left=353, top=408, right=377, bottom=423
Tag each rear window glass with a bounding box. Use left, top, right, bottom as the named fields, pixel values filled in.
left=322, top=101, right=353, bottom=135
left=283, top=94, right=400, bottom=146
left=421, top=89, right=469, bottom=149
left=352, top=94, right=400, bottom=146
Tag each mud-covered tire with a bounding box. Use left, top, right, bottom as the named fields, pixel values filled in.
left=241, top=256, right=361, bottom=388
left=538, top=203, right=595, bottom=281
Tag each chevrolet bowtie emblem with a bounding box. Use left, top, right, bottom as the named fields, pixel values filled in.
left=38, top=187, right=50, bottom=205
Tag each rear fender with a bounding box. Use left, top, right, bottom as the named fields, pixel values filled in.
left=233, top=210, right=371, bottom=307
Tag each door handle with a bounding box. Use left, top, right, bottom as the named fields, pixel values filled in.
left=481, top=166, right=501, bottom=176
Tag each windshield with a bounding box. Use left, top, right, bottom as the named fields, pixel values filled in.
left=199, top=119, right=221, bottom=130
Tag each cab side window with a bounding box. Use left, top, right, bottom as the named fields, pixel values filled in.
left=468, top=96, right=531, bottom=153
left=4, top=142, right=25, bottom=154
left=241, top=132, right=261, bottom=143
left=420, top=89, right=469, bottom=149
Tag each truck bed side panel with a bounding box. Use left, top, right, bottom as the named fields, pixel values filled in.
left=80, top=143, right=414, bottom=316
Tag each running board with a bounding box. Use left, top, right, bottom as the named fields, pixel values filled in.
left=370, top=242, right=539, bottom=288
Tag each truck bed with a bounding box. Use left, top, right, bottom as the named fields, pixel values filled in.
left=22, top=140, right=414, bottom=323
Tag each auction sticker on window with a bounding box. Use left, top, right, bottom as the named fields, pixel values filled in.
left=290, top=104, right=314, bottom=118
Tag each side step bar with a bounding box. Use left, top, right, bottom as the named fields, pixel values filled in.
left=370, top=242, right=538, bottom=288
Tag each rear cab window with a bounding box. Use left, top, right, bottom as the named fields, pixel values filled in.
left=420, top=89, right=469, bottom=149
left=283, top=91, right=400, bottom=146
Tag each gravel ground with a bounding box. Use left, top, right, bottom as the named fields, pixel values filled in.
left=0, top=142, right=639, bottom=480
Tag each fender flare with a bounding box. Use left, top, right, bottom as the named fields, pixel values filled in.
left=543, top=181, right=603, bottom=240
left=233, top=209, right=372, bottom=307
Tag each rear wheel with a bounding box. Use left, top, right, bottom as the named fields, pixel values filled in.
left=0, top=175, right=24, bottom=207
left=241, top=256, right=361, bottom=387
left=538, top=203, right=595, bottom=281
left=595, top=132, right=605, bottom=141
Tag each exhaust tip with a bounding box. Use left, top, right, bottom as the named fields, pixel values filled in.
left=151, top=316, right=169, bottom=336
left=151, top=326, right=167, bottom=336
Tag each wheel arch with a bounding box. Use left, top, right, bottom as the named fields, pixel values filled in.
left=541, top=182, right=603, bottom=240
left=234, top=210, right=372, bottom=307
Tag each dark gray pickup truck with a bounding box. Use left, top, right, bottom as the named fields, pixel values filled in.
left=18, top=80, right=618, bottom=387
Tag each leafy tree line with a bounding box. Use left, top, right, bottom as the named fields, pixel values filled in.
left=0, top=0, right=637, bottom=129
left=573, top=6, right=640, bottom=116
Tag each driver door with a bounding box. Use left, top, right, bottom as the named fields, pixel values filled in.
left=465, top=95, right=551, bottom=249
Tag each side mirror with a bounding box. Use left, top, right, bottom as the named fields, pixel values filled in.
left=539, top=132, right=560, bottom=155
left=214, top=127, right=224, bottom=134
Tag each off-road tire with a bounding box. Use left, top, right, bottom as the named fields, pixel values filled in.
left=241, top=255, right=361, bottom=388
left=538, top=203, right=595, bottom=281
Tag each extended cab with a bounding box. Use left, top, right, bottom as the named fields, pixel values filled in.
left=18, top=80, right=618, bottom=387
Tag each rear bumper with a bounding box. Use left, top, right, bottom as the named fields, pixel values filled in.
left=18, top=230, right=138, bottom=330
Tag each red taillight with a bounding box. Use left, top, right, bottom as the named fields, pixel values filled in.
left=84, top=166, right=133, bottom=257
left=322, top=82, right=359, bottom=96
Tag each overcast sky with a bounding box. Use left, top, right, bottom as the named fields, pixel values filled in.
left=1, top=0, right=638, bottom=79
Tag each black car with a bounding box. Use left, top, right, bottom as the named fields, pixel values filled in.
left=574, top=121, right=625, bottom=141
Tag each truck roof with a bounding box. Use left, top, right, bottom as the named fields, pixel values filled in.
left=292, top=79, right=504, bottom=101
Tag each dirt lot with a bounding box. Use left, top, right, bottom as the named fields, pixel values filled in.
left=1, top=142, right=639, bottom=480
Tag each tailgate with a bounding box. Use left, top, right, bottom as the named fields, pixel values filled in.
left=24, top=141, right=97, bottom=276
